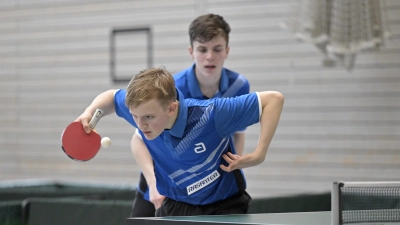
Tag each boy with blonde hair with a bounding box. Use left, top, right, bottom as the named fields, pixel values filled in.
left=75, top=67, right=283, bottom=216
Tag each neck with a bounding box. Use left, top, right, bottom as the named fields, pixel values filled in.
left=200, top=85, right=218, bottom=99
left=195, top=73, right=220, bottom=99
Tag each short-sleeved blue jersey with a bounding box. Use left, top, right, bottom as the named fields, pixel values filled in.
left=114, top=89, right=261, bottom=205
left=174, top=64, right=250, bottom=99
left=139, top=65, right=250, bottom=201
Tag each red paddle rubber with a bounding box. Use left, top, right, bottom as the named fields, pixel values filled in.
left=61, top=122, right=101, bottom=161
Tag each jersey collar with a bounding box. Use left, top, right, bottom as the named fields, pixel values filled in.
left=187, top=64, right=229, bottom=99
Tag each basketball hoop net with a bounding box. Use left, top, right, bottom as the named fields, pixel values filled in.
left=283, top=0, right=391, bottom=70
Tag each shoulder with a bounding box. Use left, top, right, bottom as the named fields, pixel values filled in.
left=224, top=68, right=248, bottom=79
left=173, top=68, right=190, bottom=88
left=221, top=68, right=250, bottom=97
left=184, top=98, right=212, bottom=108
left=224, top=68, right=250, bottom=85
left=114, top=89, right=126, bottom=100
left=173, top=67, right=191, bottom=81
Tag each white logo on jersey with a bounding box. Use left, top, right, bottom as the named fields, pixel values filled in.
left=187, top=170, right=220, bottom=195
left=194, top=142, right=206, bottom=153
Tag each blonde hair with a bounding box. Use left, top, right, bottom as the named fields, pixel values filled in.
left=125, top=67, right=176, bottom=109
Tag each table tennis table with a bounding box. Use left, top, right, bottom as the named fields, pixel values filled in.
left=127, top=211, right=400, bottom=225
left=127, top=211, right=332, bottom=225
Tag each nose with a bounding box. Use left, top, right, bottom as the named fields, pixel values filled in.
left=206, top=50, right=214, bottom=61
left=136, top=118, right=148, bottom=130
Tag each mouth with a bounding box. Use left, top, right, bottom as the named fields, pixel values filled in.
left=205, top=65, right=216, bottom=69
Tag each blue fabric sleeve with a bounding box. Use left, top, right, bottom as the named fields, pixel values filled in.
left=214, top=93, right=260, bottom=138
left=113, top=89, right=137, bottom=127
left=231, top=76, right=250, bottom=132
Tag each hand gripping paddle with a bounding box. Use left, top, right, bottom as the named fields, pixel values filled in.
left=61, top=108, right=104, bottom=161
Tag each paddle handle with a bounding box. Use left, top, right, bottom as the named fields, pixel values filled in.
left=89, top=108, right=104, bottom=130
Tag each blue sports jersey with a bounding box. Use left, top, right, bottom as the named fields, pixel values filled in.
left=114, top=89, right=261, bottom=205
left=174, top=64, right=250, bottom=99
left=140, top=65, right=250, bottom=201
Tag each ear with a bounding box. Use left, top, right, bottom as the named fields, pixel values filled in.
left=168, top=101, right=178, bottom=116
left=225, top=45, right=230, bottom=59
left=188, top=46, right=194, bottom=60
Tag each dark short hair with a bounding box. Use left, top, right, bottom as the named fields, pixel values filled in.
left=188, top=14, right=231, bottom=47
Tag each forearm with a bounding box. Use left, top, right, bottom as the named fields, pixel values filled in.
left=75, top=90, right=118, bottom=133
left=131, top=131, right=156, bottom=187
left=233, top=132, right=245, bottom=156
left=84, top=90, right=117, bottom=116
left=253, top=91, right=284, bottom=163
left=220, top=91, right=284, bottom=172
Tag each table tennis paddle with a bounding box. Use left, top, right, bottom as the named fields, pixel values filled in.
left=61, top=108, right=104, bottom=161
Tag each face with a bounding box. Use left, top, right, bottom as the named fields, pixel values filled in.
left=189, top=35, right=229, bottom=80
left=129, top=99, right=176, bottom=140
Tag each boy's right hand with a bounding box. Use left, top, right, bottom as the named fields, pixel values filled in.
left=74, top=111, right=93, bottom=134
left=149, top=184, right=166, bottom=209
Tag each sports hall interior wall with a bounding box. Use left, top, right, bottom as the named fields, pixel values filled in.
left=1, top=0, right=400, bottom=198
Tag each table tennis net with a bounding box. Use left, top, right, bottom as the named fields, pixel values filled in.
left=332, top=182, right=400, bottom=225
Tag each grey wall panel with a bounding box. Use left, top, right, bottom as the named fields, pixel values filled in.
left=1, top=0, right=399, bottom=198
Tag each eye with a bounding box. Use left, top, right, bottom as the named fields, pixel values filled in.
left=197, top=47, right=207, bottom=53
left=146, top=115, right=154, bottom=119
left=214, top=48, right=222, bottom=52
